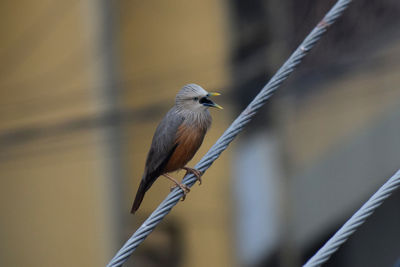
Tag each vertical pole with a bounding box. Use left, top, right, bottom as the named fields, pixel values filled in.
left=82, top=0, right=126, bottom=256
left=276, top=95, right=301, bottom=267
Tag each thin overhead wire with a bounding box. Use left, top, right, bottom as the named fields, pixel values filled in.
left=303, top=169, right=400, bottom=267
left=107, top=0, right=352, bottom=266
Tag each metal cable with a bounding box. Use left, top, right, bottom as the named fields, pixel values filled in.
left=107, top=0, right=352, bottom=266
left=303, top=169, right=400, bottom=267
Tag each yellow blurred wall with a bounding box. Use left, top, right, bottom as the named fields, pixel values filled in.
left=0, top=1, right=118, bottom=266
left=115, top=1, right=235, bottom=266
left=0, top=0, right=235, bottom=266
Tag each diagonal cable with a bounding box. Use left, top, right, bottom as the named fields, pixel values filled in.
left=107, top=0, right=352, bottom=266
left=303, top=169, right=400, bottom=267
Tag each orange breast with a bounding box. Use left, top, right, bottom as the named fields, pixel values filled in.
left=164, top=124, right=206, bottom=173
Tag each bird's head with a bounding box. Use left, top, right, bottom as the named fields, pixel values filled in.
left=175, top=84, right=223, bottom=112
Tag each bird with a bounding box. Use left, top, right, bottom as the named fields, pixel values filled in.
left=131, top=84, right=222, bottom=214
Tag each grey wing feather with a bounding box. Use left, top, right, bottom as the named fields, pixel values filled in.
left=144, top=107, right=184, bottom=179
left=131, top=107, right=184, bottom=213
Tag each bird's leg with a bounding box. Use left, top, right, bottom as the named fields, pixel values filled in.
left=163, top=174, right=190, bottom=201
left=183, top=167, right=203, bottom=185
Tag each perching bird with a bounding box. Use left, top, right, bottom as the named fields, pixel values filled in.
left=131, top=84, right=222, bottom=214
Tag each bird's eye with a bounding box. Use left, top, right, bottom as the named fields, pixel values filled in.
left=193, top=97, right=199, bottom=101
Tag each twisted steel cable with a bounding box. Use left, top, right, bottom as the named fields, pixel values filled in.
left=107, top=0, right=352, bottom=266
left=303, top=169, right=400, bottom=267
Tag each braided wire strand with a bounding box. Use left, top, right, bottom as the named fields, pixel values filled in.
left=304, top=169, right=400, bottom=267
left=107, top=0, right=352, bottom=266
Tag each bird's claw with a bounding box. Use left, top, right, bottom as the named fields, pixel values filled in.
left=170, top=183, right=191, bottom=201
left=183, top=167, right=203, bottom=185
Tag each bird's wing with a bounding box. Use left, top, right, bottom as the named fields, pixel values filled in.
left=143, top=107, right=184, bottom=181
left=131, top=107, right=184, bottom=213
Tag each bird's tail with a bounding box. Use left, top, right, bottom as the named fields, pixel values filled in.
left=131, top=180, right=147, bottom=214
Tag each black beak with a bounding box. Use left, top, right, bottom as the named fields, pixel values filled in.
left=199, top=93, right=223, bottom=109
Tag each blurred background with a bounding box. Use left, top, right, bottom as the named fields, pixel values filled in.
left=1, top=0, right=400, bottom=266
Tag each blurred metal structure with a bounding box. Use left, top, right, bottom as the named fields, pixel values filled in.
left=107, top=0, right=352, bottom=265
